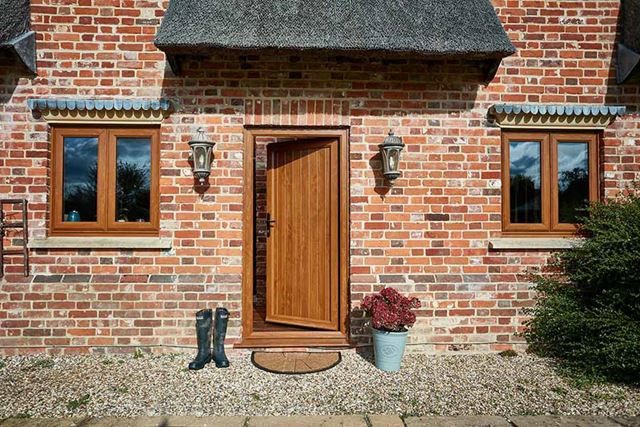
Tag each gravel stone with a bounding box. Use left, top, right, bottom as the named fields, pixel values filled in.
left=0, top=353, right=638, bottom=418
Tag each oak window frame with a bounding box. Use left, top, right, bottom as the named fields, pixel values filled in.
left=50, top=125, right=160, bottom=237
left=501, top=130, right=599, bottom=236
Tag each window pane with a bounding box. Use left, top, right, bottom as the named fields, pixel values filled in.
left=558, top=142, right=589, bottom=223
left=116, top=137, right=151, bottom=223
left=63, top=136, right=98, bottom=222
left=509, top=141, right=542, bottom=223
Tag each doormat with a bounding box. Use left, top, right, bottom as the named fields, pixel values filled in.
left=251, top=351, right=341, bottom=374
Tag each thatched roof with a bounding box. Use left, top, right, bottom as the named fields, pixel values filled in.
left=618, top=0, right=640, bottom=83
left=155, top=0, right=515, bottom=77
left=0, top=0, right=36, bottom=74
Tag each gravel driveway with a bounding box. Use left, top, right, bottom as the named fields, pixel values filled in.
left=1, top=352, right=638, bottom=418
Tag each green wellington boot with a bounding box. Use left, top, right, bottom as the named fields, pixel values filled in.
left=213, top=307, right=230, bottom=368
left=188, top=309, right=213, bottom=370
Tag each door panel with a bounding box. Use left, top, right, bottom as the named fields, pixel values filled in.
left=266, top=138, right=339, bottom=330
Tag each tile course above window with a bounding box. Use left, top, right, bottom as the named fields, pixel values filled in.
left=488, top=104, right=625, bottom=130
left=28, top=98, right=173, bottom=124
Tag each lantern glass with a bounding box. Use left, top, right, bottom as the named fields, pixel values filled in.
left=379, top=131, right=404, bottom=183
left=195, top=146, right=208, bottom=170
left=387, top=148, right=399, bottom=171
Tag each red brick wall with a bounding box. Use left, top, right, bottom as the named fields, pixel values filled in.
left=0, top=0, right=639, bottom=355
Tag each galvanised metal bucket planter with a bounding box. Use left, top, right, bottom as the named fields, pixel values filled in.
left=372, top=327, right=408, bottom=372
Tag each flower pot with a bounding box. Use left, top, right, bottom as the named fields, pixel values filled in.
left=371, top=327, right=408, bottom=372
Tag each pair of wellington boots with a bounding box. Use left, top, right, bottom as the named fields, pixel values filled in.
left=188, top=307, right=230, bottom=370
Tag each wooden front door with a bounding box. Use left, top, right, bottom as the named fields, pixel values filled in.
left=265, top=138, right=339, bottom=330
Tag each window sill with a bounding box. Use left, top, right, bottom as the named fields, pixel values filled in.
left=489, top=237, right=584, bottom=250
left=29, top=237, right=172, bottom=250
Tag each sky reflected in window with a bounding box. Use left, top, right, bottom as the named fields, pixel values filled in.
left=510, top=141, right=542, bottom=224
left=63, top=136, right=98, bottom=222
left=115, top=137, right=151, bottom=222
left=558, top=142, right=589, bottom=223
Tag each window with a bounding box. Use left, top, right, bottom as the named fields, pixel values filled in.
left=502, top=131, right=598, bottom=235
left=51, top=126, right=159, bottom=236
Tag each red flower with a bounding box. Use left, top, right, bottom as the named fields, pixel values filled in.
left=361, top=287, right=421, bottom=332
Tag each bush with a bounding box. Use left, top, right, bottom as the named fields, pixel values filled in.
left=523, top=195, right=640, bottom=384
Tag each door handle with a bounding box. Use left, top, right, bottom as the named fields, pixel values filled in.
left=266, top=212, right=276, bottom=227
left=262, top=212, right=276, bottom=238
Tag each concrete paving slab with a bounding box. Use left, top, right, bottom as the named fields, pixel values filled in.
left=613, top=417, right=640, bottom=427
left=80, top=416, right=247, bottom=427
left=405, top=416, right=511, bottom=427
left=510, top=416, right=623, bottom=427
left=3, top=416, right=638, bottom=427
left=368, top=414, right=405, bottom=427
left=247, top=415, right=368, bottom=427
left=0, top=419, right=87, bottom=427
left=76, top=417, right=159, bottom=427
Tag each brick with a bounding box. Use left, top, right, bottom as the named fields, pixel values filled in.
left=62, top=275, right=92, bottom=283
left=33, top=275, right=63, bottom=283
left=148, top=275, right=176, bottom=283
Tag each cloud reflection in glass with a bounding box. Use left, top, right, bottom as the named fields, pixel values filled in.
left=116, top=138, right=151, bottom=223
left=557, top=142, right=589, bottom=223
left=509, top=141, right=542, bottom=224
left=63, top=137, right=98, bottom=222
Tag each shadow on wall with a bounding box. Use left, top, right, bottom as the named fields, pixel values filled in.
left=350, top=306, right=369, bottom=348
left=0, top=54, right=22, bottom=107
left=0, top=58, right=33, bottom=275
left=158, top=51, right=486, bottom=119
left=604, top=6, right=640, bottom=196
left=158, top=51, right=487, bottom=198
left=369, top=151, right=405, bottom=199
left=605, top=5, right=640, bottom=113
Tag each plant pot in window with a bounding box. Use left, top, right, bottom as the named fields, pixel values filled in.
left=361, top=287, right=421, bottom=372
left=67, top=210, right=80, bottom=222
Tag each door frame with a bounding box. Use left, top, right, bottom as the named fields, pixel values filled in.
left=236, top=126, right=350, bottom=348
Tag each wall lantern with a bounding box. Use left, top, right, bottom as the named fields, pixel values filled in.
left=189, top=127, right=215, bottom=185
left=379, top=131, right=405, bottom=183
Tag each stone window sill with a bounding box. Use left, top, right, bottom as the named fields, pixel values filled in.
left=29, top=237, right=172, bottom=250
left=489, top=237, right=584, bottom=250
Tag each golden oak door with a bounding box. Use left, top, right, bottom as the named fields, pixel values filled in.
left=265, top=138, right=339, bottom=330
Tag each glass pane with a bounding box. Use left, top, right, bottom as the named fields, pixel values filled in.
left=509, top=141, right=542, bottom=223
left=116, top=137, right=151, bottom=223
left=558, top=142, right=589, bottom=223
left=63, top=136, right=98, bottom=222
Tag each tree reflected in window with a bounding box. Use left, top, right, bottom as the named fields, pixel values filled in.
left=558, top=142, right=589, bottom=224
left=63, top=137, right=98, bottom=222
left=116, top=137, right=151, bottom=223
left=509, top=141, right=541, bottom=224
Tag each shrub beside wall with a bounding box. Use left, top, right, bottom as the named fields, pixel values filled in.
left=524, top=195, right=640, bottom=383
